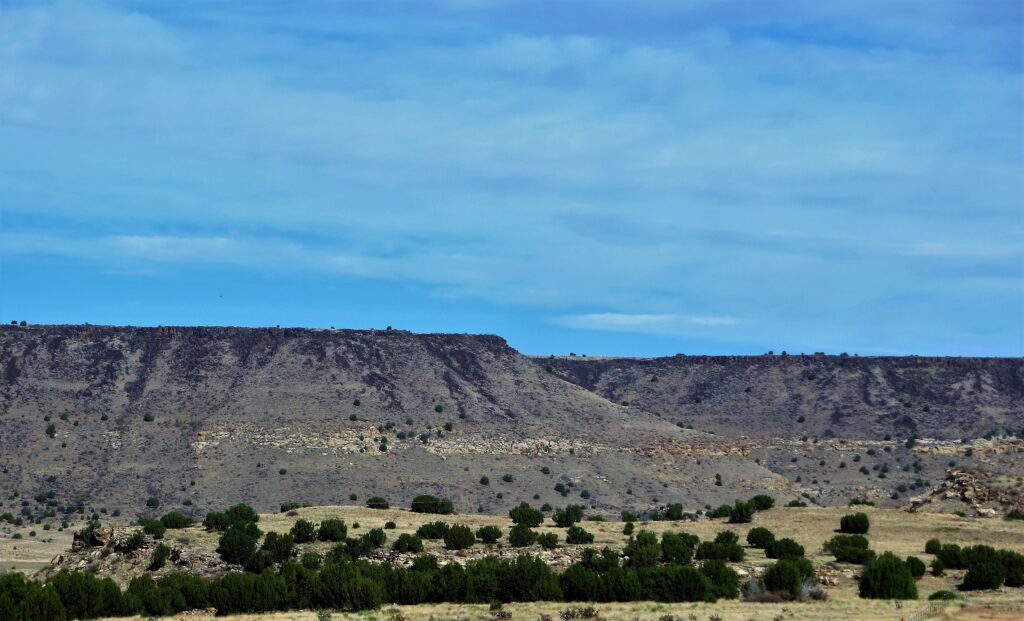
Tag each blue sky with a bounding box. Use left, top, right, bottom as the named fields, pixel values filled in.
left=1, top=0, right=1021, bottom=357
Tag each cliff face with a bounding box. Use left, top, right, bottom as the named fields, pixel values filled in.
left=1, top=324, right=1021, bottom=518
left=544, top=354, right=1024, bottom=440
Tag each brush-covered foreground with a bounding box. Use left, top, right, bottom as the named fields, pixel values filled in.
left=3, top=501, right=1022, bottom=621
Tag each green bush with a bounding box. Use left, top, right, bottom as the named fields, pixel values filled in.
left=443, top=525, right=475, bottom=550
left=552, top=505, right=584, bottom=528
left=301, top=551, right=322, bottom=570
left=622, top=522, right=634, bottom=535
left=149, top=543, right=170, bottom=571
left=280, top=502, right=302, bottom=513
left=365, top=497, right=389, bottom=510
left=225, top=504, right=259, bottom=524
left=858, top=552, right=917, bottom=599
left=508, top=523, right=537, bottom=547
left=707, top=504, right=732, bottom=519
left=392, top=533, right=424, bottom=553
left=1003, top=550, right=1024, bottom=587
left=661, top=531, right=699, bottom=564
left=728, top=500, right=755, bottom=524
left=476, top=525, right=502, bottom=544
left=565, top=526, right=594, bottom=544
left=840, top=513, right=870, bottom=534
left=317, top=518, right=347, bottom=542
left=159, top=512, right=192, bottom=529
left=700, top=559, right=739, bottom=599
left=930, top=557, right=945, bottom=576
left=786, top=500, right=807, bottom=508
left=217, top=522, right=261, bottom=565
left=906, top=556, right=926, bottom=578
left=746, top=527, right=775, bottom=549
left=763, top=559, right=804, bottom=599
left=764, top=537, right=804, bottom=559
left=138, top=519, right=166, bottom=540
left=537, top=532, right=559, bottom=549
left=509, top=503, right=544, bottom=527
left=410, top=495, right=454, bottom=514
left=290, top=519, right=316, bottom=543
left=416, top=521, right=450, bottom=540
left=384, top=521, right=396, bottom=529
left=261, top=532, right=296, bottom=563
left=924, top=538, right=942, bottom=555
left=962, top=562, right=1005, bottom=590
left=624, top=530, right=661, bottom=568
left=928, top=590, right=958, bottom=601
left=750, top=495, right=775, bottom=511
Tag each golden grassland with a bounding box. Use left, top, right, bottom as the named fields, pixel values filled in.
left=4, top=504, right=1023, bottom=620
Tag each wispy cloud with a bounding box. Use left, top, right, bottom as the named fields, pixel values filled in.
left=0, top=0, right=1020, bottom=355
left=553, top=313, right=740, bottom=336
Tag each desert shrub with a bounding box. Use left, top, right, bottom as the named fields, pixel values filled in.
left=365, top=497, right=389, bottom=510
left=410, top=495, right=454, bottom=515
left=728, top=500, right=755, bottom=524
left=906, top=556, right=926, bottom=578
left=962, top=562, right=1006, bottom=590
left=746, top=527, right=775, bottom=549
left=123, top=531, right=145, bottom=552
left=552, top=505, right=584, bottom=528
left=565, top=526, right=594, bottom=545
left=930, top=557, right=945, bottom=576
left=301, top=551, right=322, bottom=569
left=696, top=538, right=744, bottom=563
left=159, top=512, right=192, bottom=529
left=291, top=519, right=316, bottom=543
left=317, top=518, right=348, bottom=542
left=840, top=513, right=870, bottom=534
left=217, top=522, right=261, bottom=565
left=750, top=495, right=775, bottom=511
left=392, top=533, right=424, bottom=553
left=538, top=532, right=559, bottom=549
left=707, top=504, right=732, bottom=519
left=509, top=503, right=544, bottom=527
left=764, top=537, right=804, bottom=560
left=763, top=559, right=803, bottom=599
left=476, top=526, right=502, bottom=544
left=261, top=532, right=296, bottom=563
left=1003, top=550, right=1024, bottom=587
left=508, top=523, right=537, bottom=547
left=480, top=476, right=490, bottom=485
left=700, top=559, right=739, bottom=599
left=858, top=552, right=917, bottom=599
left=149, top=543, right=170, bottom=570
left=363, top=528, right=387, bottom=548
left=928, top=590, right=958, bottom=601
left=280, top=502, right=301, bottom=513
left=660, top=532, right=698, bottom=564
left=937, top=543, right=966, bottom=569
left=1006, top=510, right=1024, bottom=521
left=443, top=525, right=475, bottom=550
left=416, top=521, right=450, bottom=540
left=924, top=538, right=942, bottom=555
left=138, top=519, right=166, bottom=540
left=621, top=531, right=660, bottom=568
left=225, top=504, right=259, bottom=525
left=204, top=512, right=231, bottom=531
left=786, top=500, right=807, bottom=508
left=384, top=521, right=396, bottom=529
left=622, top=522, right=634, bottom=535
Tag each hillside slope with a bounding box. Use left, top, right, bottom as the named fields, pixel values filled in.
left=543, top=353, right=1024, bottom=440
left=1, top=325, right=1021, bottom=521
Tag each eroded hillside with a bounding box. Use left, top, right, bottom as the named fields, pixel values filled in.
left=1, top=325, right=1021, bottom=522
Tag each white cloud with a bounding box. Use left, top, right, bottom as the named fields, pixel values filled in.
left=552, top=313, right=740, bottom=336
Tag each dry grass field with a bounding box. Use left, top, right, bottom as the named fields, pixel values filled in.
left=5, top=503, right=1021, bottom=621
